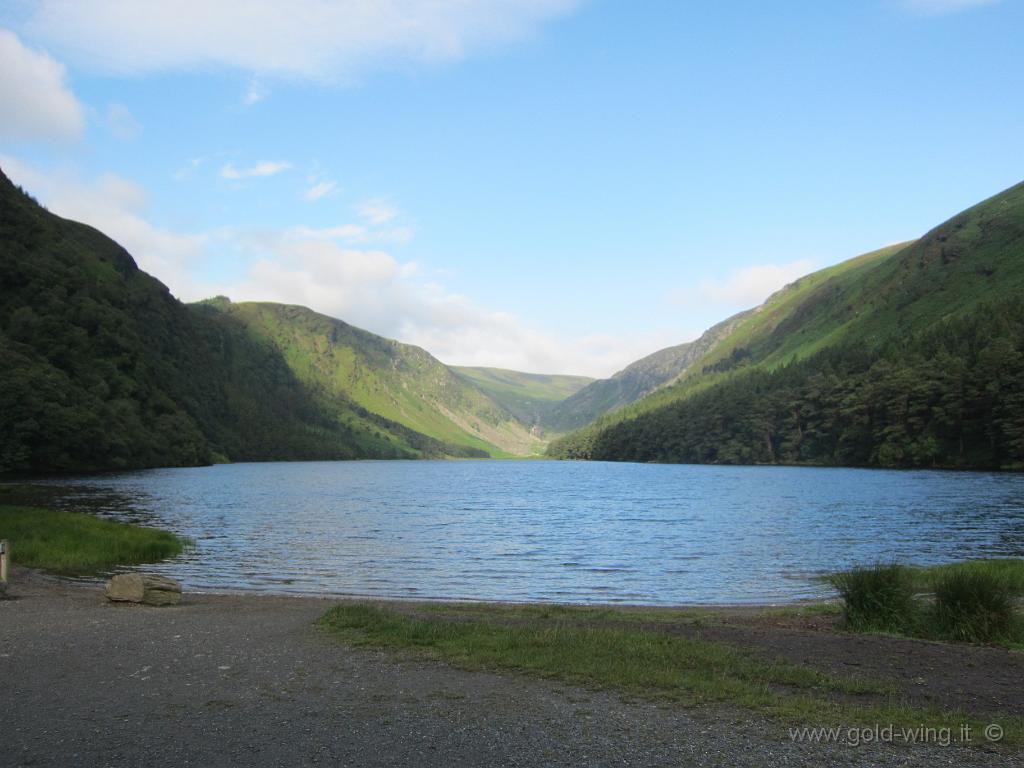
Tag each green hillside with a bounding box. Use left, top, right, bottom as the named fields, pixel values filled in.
left=209, top=302, right=544, bottom=457
left=549, top=180, right=1024, bottom=469
left=542, top=311, right=753, bottom=434
left=0, top=168, right=490, bottom=473
left=451, top=366, right=593, bottom=428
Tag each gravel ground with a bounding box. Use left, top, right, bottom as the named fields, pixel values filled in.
left=1, top=571, right=1018, bottom=768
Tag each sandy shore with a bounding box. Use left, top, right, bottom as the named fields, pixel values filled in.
left=1, top=569, right=1018, bottom=767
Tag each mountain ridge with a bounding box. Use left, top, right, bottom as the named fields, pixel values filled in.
left=541, top=310, right=754, bottom=434
left=0, top=168, right=525, bottom=472
left=548, top=179, right=1024, bottom=469
left=209, top=300, right=544, bottom=457
left=6, top=161, right=1023, bottom=474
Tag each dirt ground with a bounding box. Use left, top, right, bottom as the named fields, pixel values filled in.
left=2, top=569, right=1020, bottom=767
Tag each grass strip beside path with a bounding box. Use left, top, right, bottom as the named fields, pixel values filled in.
left=319, top=602, right=1024, bottom=747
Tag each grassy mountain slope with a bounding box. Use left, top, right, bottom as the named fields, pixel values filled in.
left=0, top=169, right=485, bottom=473
left=548, top=243, right=913, bottom=453
left=451, top=366, right=593, bottom=428
left=550, top=179, right=1024, bottom=469
left=542, top=311, right=753, bottom=434
left=572, top=241, right=912, bottom=433
left=209, top=301, right=544, bottom=457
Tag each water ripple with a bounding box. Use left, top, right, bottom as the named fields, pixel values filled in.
left=44, top=459, right=1024, bottom=605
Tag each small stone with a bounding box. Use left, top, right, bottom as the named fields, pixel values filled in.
left=105, top=573, right=182, bottom=606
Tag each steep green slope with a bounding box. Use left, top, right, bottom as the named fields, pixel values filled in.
left=0, top=169, right=480, bottom=473
left=451, top=366, right=593, bottom=428
left=209, top=301, right=544, bottom=457
left=543, top=311, right=753, bottom=434
left=548, top=244, right=912, bottom=454
left=550, top=180, right=1024, bottom=469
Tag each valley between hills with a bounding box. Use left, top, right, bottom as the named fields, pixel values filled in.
left=2, top=166, right=1023, bottom=474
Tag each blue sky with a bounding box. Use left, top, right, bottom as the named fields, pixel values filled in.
left=1, top=0, right=1021, bottom=376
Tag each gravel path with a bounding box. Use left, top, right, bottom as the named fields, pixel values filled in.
left=2, top=572, right=1018, bottom=767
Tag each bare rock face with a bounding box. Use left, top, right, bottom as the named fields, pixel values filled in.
left=105, top=573, right=181, bottom=606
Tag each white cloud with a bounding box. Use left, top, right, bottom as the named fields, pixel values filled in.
left=15, top=0, right=579, bottom=82
left=695, top=259, right=816, bottom=307
left=292, top=222, right=413, bottom=246
left=105, top=102, right=140, bottom=140
left=206, top=229, right=677, bottom=377
left=357, top=198, right=399, bottom=225
left=220, top=160, right=292, bottom=180
left=0, top=27, right=84, bottom=142
left=1, top=155, right=206, bottom=296
left=1, top=155, right=675, bottom=378
left=304, top=179, right=337, bottom=202
left=900, top=0, right=999, bottom=14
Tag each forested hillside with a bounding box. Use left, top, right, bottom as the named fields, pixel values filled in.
left=542, top=311, right=752, bottom=433
left=550, top=180, right=1024, bottom=470
left=0, top=169, right=486, bottom=474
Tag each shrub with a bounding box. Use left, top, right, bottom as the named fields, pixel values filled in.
left=828, top=563, right=917, bottom=633
left=930, top=570, right=1016, bottom=643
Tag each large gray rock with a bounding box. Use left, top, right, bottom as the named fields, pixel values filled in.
left=105, top=573, right=181, bottom=606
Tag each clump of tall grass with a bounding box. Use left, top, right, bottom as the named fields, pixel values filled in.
left=827, top=563, right=918, bottom=634
left=0, top=505, right=188, bottom=574
left=929, top=569, right=1017, bottom=644
left=829, top=559, right=1024, bottom=647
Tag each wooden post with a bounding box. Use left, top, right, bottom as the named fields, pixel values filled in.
left=0, top=539, right=8, bottom=589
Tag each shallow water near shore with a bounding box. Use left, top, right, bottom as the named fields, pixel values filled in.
left=40, top=460, right=1024, bottom=604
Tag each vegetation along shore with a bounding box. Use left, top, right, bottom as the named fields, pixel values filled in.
left=2, top=489, right=1022, bottom=765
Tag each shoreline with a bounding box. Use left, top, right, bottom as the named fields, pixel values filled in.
left=36, top=566, right=837, bottom=611
left=4, top=566, right=1022, bottom=767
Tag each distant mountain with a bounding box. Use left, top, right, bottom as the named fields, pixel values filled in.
left=208, top=301, right=544, bottom=457
left=549, top=179, right=1024, bottom=470
left=541, top=312, right=751, bottom=434
left=451, top=366, right=593, bottom=429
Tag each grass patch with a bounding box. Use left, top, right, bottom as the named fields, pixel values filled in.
left=907, top=559, right=1024, bottom=595
left=0, top=505, right=188, bottom=574
left=318, top=602, right=1023, bottom=745
left=828, top=560, right=1024, bottom=647
left=827, top=563, right=917, bottom=634
left=931, top=570, right=1018, bottom=644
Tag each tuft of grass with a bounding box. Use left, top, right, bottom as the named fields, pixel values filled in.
left=827, top=563, right=918, bottom=634
left=0, top=505, right=188, bottom=574
left=930, top=570, right=1017, bottom=644
left=319, top=602, right=1024, bottom=746
left=827, top=559, right=1024, bottom=648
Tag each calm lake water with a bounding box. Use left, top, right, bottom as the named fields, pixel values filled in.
left=46, top=460, right=1024, bottom=605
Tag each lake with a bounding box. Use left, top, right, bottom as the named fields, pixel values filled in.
left=46, top=460, right=1024, bottom=605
